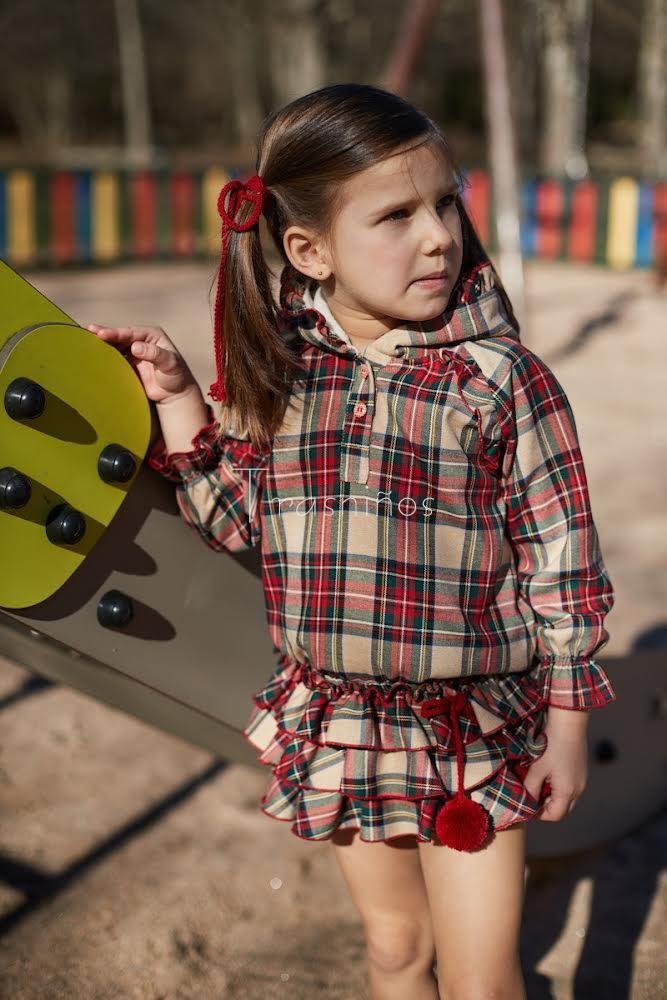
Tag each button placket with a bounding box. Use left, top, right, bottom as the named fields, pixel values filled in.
left=340, top=357, right=376, bottom=484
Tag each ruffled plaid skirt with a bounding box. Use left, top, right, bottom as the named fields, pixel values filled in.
left=242, top=653, right=552, bottom=847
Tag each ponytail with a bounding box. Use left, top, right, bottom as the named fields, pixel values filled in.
left=207, top=178, right=308, bottom=450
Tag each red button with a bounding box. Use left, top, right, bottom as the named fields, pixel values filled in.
left=353, top=402, right=367, bottom=417
left=360, top=365, right=369, bottom=379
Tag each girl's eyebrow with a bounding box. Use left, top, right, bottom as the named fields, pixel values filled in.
left=369, top=181, right=459, bottom=219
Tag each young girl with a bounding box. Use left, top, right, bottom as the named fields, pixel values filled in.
left=87, top=83, right=616, bottom=1000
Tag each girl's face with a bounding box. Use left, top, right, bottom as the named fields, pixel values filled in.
left=284, top=142, right=464, bottom=340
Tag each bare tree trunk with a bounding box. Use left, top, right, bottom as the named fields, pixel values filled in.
left=267, top=0, right=324, bottom=106
left=479, top=0, right=526, bottom=326
left=0, top=55, right=72, bottom=156
left=381, top=0, right=441, bottom=95
left=510, top=0, right=541, bottom=169
left=539, top=0, right=592, bottom=178
left=114, top=0, right=153, bottom=167
left=637, top=0, right=667, bottom=178
left=225, top=0, right=266, bottom=154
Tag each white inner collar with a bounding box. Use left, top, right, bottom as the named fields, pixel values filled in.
left=304, top=283, right=415, bottom=356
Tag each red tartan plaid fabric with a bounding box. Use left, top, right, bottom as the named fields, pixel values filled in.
left=241, top=652, right=553, bottom=842
left=147, top=257, right=616, bottom=843
left=147, top=259, right=615, bottom=712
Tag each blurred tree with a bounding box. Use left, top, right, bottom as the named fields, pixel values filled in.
left=381, top=0, right=440, bottom=95
left=266, top=0, right=325, bottom=106
left=0, top=0, right=661, bottom=177
left=479, top=0, right=525, bottom=321
left=538, top=0, right=593, bottom=178
left=0, top=1, right=73, bottom=153
left=225, top=0, right=266, bottom=152
left=637, top=0, right=666, bottom=177
left=504, top=0, right=543, bottom=171
left=125, top=0, right=269, bottom=156
left=0, top=0, right=119, bottom=159
left=114, top=0, right=153, bottom=166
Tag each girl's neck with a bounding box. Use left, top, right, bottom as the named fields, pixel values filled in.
left=319, top=286, right=403, bottom=348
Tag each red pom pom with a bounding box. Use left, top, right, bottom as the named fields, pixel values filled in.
left=435, top=792, right=491, bottom=851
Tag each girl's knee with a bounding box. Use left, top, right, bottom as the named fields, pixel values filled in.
left=438, top=963, right=526, bottom=1000
left=364, top=914, right=435, bottom=974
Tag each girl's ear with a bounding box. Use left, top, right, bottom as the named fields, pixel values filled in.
left=282, top=225, right=330, bottom=281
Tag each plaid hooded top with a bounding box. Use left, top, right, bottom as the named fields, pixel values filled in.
left=147, top=258, right=616, bottom=713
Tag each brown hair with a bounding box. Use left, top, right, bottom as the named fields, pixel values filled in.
left=212, top=82, right=519, bottom=450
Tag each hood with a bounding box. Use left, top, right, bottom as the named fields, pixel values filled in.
left=277, top=258, right=521, bottom=366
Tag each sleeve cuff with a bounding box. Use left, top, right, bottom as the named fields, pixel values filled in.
left=146, top=406, right=223, bottom=482
left=538, top=656, right=617, bottom=710
left=147, top=407, right=270, bottom=483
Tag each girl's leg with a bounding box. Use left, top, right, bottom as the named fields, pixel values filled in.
left=418, top=823, right=528, bottom=1000
left=331, top=828, right=439, bottom=1000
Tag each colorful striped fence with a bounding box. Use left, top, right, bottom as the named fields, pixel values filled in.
left=462, top=170, right=667, bottom=270
left=0, top=166, right=665, bottom=270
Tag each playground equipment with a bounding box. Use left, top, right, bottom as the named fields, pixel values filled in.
left=0, top=257, right=664, bottom=858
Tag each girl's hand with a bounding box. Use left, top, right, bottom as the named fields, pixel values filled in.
left=85, top=323, right=198, bottom=405
left=522, top=714, right=589, bottom=822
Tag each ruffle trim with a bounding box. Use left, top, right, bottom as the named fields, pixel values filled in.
left=242, top=654, right=553, bottom=846
left=147, top=408, right=268, bottom=483
left=540, top=657, right=617, bottom=710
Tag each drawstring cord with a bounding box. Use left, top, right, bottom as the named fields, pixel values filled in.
left=420, top=691, right=492, bottom=851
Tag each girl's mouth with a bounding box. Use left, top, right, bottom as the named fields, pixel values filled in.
left=412, top=275, right=449, bottom=290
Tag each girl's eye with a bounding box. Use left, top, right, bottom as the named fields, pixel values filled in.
left=383, top=193, right=457, bottom=224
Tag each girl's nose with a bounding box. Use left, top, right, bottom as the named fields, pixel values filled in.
left=421, top=214, right=455, bottom=254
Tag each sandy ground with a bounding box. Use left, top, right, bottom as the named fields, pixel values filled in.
left=0, top=259, right=665, bottom=998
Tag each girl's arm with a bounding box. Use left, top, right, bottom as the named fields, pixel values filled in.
left=156, top=383, right=211, bottom=453
left=498, top=350, right=614, bottom=820
left=498, top=348, right=616, bottom=714
left=84, top=322, right=269, bottom=552
left=148, top=386, right=270, bottom=553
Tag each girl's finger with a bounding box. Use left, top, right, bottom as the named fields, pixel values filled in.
left=521, top=767, right=549, bottom=803
left=87, top=325, right=138, bottom=344
left=523, top=782, right=541, bottom=803
left=541, top=786, right=576, bottom=821
left=537, top=799, right=560, bottom=822
left=130, top=341, right=177, bottom=372
left=131, top=341, right=153, bottom=358
left=90, top=326, right=115, bottom=340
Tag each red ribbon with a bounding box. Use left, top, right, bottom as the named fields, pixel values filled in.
left=420, top=690, right=469, bottom=795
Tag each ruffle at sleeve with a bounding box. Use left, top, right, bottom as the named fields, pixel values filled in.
left=497, top=350, right=616, bottom=710
left=146, top=404, right=270, bottom=552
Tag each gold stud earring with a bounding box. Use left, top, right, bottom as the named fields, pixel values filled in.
left=318, top=270, right=323, bottom=276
